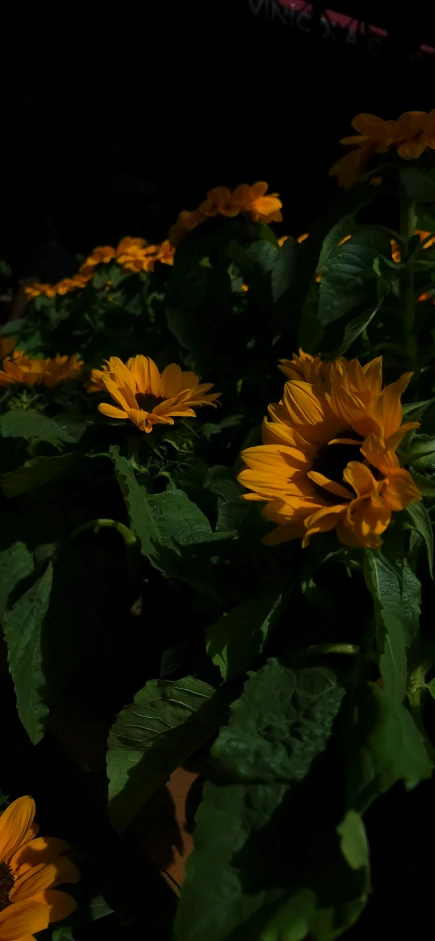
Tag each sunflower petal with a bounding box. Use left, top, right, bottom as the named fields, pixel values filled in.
left=0, top=901, right=49, bottom=940
left=0, top=798, right=36, bottom=863
left=32, top=889, right=77, bottom=923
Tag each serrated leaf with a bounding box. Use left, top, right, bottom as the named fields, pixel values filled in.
left=111, top=447, right=231, bottom=586
left=347, top=682, right=433, bottom=813
left=107, top=676, right=231, bottom=831
left=364, top=552, right=420, bottom=701
left=1, top=454, right=76, bottom=498
left=319, top=228, right=391, bottom=325
left=271, top=238, right=298, bottom=304
left=403, top=502, right=434, bottom=578
left=206, top=589, right=283, bottom=682
left=174, top=662, right=346, bottom=941
left=0, top=542, right=34, bottom=620
left=0, top=410, right=76, bottom=447
left=3, top=564, right=53, bottom=743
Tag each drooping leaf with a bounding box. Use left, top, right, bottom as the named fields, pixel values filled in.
left=107, top=676, right=232, bottom=831
left=331, top=299, right=384, bottom=358
left=402, top=398, right=435, bottom=421
left=346, top=681, right=433, bottom=813
left=403, top=502, right=434, bottom=578
left=318, top=228, right=391, bottom=325
left=410, top=472, right=435, bottom=497
left=363, top=552, right=420, bottom=702
left=0, top=410, right=76, bottom=447
left=1, top=454, right=76, bottom=498
left=206, top=589, right=284, bottom=682
left=174, top=662, right=347, bottom=941
left=0, top=542, right=34, bottom=620
left=3, top=563, right=53, bottom=744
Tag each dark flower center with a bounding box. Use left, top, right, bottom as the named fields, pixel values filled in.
left=0, top=862, right=14, bottom=911
left=136, top=393, right=165, bottom=412
left=312, top=435, right=364, bottom=503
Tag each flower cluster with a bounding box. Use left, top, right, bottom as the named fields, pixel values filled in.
left=25, top=238, right=175, bottom=300
left=0, top=795, right=79, bottom=940
left=0, top=352, right=83, bottom=388
left=169, top=182, right=283, bottom=246
left=238, top=351, right=421, bottom=549
left=330, top=110, right=435, bottom=188
left=90, top=355, right=220, bottom=434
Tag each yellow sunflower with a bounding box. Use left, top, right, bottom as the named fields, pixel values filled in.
left=0, top=339, right=17, bottom=361
left=0, top=353, right=83, bottom=388
left=330, top=110, right=435, bottom=188
left=238, top=353, right=421, bottom=549
left=169, top=182, right=283, bottom=246
left=0, top=795, right=79, bottom=941
left=95, top=355, right=220, bottom=433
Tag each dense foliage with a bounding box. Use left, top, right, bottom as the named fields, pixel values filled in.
left=2, top=111, right=435, bottom=940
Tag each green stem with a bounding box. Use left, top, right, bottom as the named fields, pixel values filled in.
left=69, top=518, right=137, bottom=546
left=407, top=663, right=435, bottom=762
left=399, top=190, right=418, bottom=374
left=292, top=643, right=359, bottom=664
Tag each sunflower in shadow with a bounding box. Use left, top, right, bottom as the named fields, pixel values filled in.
left=238, top=351, right=421, bottom=549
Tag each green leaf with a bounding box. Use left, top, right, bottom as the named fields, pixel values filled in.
left=174, top=662, right=345, bottom=941
left=405, top=434, right=435, bottom=468
left=111, top=447, right=231, bottom=582
left=3, top=564, right=53, bottom=744
left=337, top=810, right=369, bottom=871
left=1, top=454, right=76, bottom=498
left=402, top=397, right=435, bottom=421
left=347, top=682, right=433, bottom=813
left=331, top=299, right=384, bottom=358
left=363, top=552, right=420, bottom=702
left=206, top=589, right=283, bottom=682
left=410, top=472, right=435, bottom=497
left=271, top=238, right=298, bottom=304
left=107, top=676, right=232, bottom=831
left=204, top=465, right=247, bottom=531
left=0, top=542, right=34, bottom=620
left=318, top=228, right=392, bottom=325
left=316, top=215, right=357, bottom=273
left=403, top=502, right=434, bottom=578
left=401, top=168, right=435, bottom=203
left=426, top=678, right=435, bottom=699
left=0, top=410, right=76, bottom=447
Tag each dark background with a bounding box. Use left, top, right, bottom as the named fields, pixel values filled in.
left=2, top=0, right=435, bottom=277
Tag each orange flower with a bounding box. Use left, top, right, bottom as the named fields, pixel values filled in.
left=115, top=238, right=159, bottom=273
left=156, top=239, right=176, bottom=266
left=169, top=182, right=283, bottom=245
left=238, top=353, right=421, bottom=549
left=278, top=350, right=330, bottom=384
left=0, top=338, right=17, bottom=361
left=83, top=245, right=115, bottom=267
left=24, top=283, right=56, bottom=300
left=0, top=795, right=79, bottom=940
left=96, top=355, right=220, bottom=433
left=391, top=229, right=435, bottom=264
left=330, top=110, right=435, bottom=188
left=0, top=353, right=82, bottom=388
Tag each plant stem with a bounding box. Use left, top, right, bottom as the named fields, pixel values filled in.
left=292, top=643, right=359, bottom=664
left=407, top=663, right=435, bottom=762
left=399, top=189, right=418, bottom=374
left=69, top=518, right=137, bottom=546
